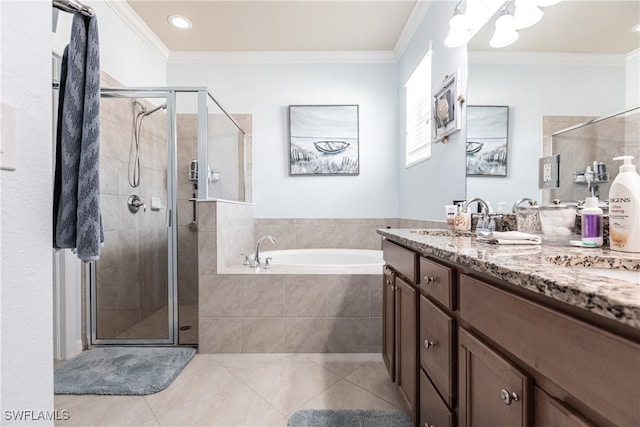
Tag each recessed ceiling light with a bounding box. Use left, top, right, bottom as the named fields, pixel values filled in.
left=168, top=14, right=192, bottom=30
left=632, top=24, right=640, bottom=33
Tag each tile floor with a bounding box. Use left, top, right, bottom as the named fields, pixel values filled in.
left=55, top=352, right=405, bottom=426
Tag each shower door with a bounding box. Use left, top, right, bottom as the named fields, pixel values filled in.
left=89, top=90, right=177, bottom=345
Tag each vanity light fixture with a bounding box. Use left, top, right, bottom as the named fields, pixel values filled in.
left=168, top=14, right=192, bottom=30
left=444, top=1, right=472, bottom=48
left=444, top=0, right=562, bottom=49
left=490, top=2, right=520, bottom=48
left=512, top=0, right=543, bottom=30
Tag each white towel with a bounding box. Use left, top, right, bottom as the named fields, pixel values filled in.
left=477, top=231, right=542, bottom=245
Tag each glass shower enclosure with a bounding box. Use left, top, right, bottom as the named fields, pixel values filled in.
left=88, top=87, right=245, bottom=346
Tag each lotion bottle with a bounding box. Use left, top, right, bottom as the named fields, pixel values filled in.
left=608, top=156, right=640, bottom=252
left=581, top=197, right=603, bottom=247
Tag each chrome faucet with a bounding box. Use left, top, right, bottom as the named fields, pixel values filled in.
left=512, top=198, right=538, bottom=213
left=251, top=235, right=277, bottom=267
left=462, top=197, right=491, bottom=214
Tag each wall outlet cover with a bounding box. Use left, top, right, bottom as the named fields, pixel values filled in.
left=539, top=155, right=560, bottom=189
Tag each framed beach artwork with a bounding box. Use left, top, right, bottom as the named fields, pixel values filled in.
left=466, top=105, right=509, bottom=177
left=289, top=105, right=359, bottom=175
left=433, top=71, right=462, bottom=142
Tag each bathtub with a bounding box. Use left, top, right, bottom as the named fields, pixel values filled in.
left=262, top=248, right=383, bottom=273
left=223, top=248, right=384, bottom=274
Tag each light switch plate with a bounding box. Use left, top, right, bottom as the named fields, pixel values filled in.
left=0, top=103, right=16, bottom=171
left=539, top=155, right=560, bottom=189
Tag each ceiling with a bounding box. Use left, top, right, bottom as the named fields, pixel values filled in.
left=127, top=0, right=640, bottom=55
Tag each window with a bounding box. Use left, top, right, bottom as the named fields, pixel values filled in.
left=405, top=50, right=432, bottom=167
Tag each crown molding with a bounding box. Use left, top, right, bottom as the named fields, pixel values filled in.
left=168, top=50, right=399, bottom=64
left=627, top=48, right=640, bottom=63
left=104, top=0, right=170, bottom=62
left=394, top=0, right=432, bottom=59
left=469, top=51, right=628, bottom=66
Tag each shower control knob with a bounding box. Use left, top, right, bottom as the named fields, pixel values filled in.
left=127, top=194, right=145, bottom=214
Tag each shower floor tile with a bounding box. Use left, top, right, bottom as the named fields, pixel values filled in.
left=54, top=352, right=403, bottom=426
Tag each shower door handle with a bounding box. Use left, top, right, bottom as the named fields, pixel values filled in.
left=166, top=208, right=172, bottom=227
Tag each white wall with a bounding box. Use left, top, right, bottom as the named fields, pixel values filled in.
left=397, top=1, right=468, bottom=221
left=467, top=56, right=627, bottom=209
left=1, top=0, right=54, bottom=424
left=167, top=61, right=399, bottom=218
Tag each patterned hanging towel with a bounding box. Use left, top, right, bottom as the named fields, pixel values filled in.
left=54, top=13, right=103, bottom=262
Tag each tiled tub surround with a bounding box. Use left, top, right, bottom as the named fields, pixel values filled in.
left=198, top=209, right=420, bottom=353
left=199, top=274, right=382, bottom=354
left=378, top=228, right=640, bottom=329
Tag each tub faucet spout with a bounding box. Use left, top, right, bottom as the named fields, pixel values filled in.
left=252, top=235, right=277, bottom=267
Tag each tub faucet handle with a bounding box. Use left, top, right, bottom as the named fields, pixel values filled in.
left=264, top=257, right=272, bottom=269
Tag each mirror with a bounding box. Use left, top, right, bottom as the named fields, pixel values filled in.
left=465, top=0, right=639, bottom=211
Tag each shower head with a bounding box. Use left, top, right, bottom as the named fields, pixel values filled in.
left=143, top=104, right=167, bottom=117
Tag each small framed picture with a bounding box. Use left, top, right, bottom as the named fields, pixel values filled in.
left=433, top=71, right=462, bottom=142
left=289, top=105, right=359, bottom=175
left=466, top=105, right=509, bottom=177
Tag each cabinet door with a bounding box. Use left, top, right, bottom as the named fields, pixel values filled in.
left=396, top=276, right=418, bottom=424
left=420, top=295, right=455, bottom=407
left=458, top=328, right=532, bottom=427
left=382, top=267, right=395, bottom=381
left=534, top=387, right=595, bottom=427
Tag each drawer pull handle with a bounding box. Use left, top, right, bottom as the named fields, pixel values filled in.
left=500, top=388, right=519, bottom=405
left=424, top=275, right=435, bottom=284
left=424, top=339, right=436, bottom=349
left=425, top=424, right=434, bottom=427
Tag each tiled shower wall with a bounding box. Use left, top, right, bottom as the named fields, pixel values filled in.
left=96, top=73, right=168, bottom=338
left=542, top=112, right=640, bottom=204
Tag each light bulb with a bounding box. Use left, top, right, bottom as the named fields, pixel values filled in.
left=490, top=12, right=519, bottom=48
left=512, top=0, right=543, bottom=29
left=444, top=13, right=471, bottom=47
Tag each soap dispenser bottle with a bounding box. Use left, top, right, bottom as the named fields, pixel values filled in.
left=609, top=156, right=640, bottom=252
left=581, top=197, right=603, bottom=247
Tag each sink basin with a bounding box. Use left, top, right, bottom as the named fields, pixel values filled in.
left=572, top=267, right=640, bottom=283
left=411, top=229, right=475, bottom=237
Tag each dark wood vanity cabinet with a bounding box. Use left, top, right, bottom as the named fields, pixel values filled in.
left=382, top=237, right=640, bottom=427
left=382, top=266, right=395, bottom=382
left=382, top=240, right=418, bottom=424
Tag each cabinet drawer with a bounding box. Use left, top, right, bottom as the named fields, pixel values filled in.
left=383, top=239, right=417, bottom=284
left=459, top=274, right=640, bottom=427
left=419, top=257, right=455, bottom=310
left=420, top=368, right=454, bottom=427
left=534, top=387, right=595, bottom=427
left=419, top=295, right=455, bottom=407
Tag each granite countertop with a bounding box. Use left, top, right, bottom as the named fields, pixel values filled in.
left=378, top=228, right=640, bottom=329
